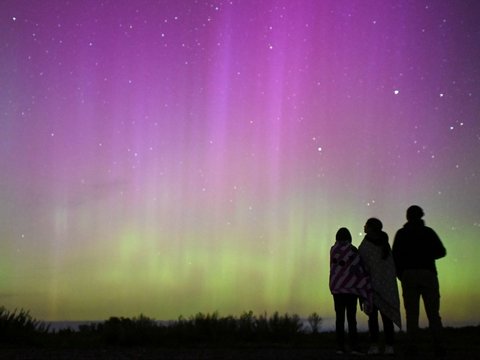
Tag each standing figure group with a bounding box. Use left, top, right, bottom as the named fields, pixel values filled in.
left=329, top=205, right=446, bottom=356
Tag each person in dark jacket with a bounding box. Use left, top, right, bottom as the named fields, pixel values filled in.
left=392, top=205, right=446, bottom=355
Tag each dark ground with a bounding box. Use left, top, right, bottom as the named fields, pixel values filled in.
left=0, top=345, right=479, bottom=360
left=1, top=328, right=479, bottom=360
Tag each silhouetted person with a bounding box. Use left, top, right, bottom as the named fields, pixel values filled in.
left=329, top=227, right=372, bottom=355
left=392, top=205, right=446, bottom=356
left=359, top=218, right=401, bottom=356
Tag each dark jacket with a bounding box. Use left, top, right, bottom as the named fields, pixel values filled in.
left=392, top=220, right=446, bottom=278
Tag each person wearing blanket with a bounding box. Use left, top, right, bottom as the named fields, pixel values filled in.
left=329, top=227, right=373, bottom=355
left=359, top=218, right=401, bottom=356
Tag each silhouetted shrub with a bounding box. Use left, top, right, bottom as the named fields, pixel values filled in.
left=267, top=312, right=304, bottom=341
left=0, top=308, right=314, bottom=347
left=0, top=306, right=49, bottom=345
left=99, top=314, right=163, bottom=346
left=238, top=310, right=257, bottom=341
left=152, top=311, right=307, bottom=344
left=307, top=312, right=322, bottom=334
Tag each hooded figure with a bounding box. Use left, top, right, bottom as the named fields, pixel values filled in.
left=359, top=227, right=401, bottom=328
left=359, top=218, right=401, bottom=355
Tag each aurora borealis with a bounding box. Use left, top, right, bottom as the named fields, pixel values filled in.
left=1, top=0, right=479, bottom=327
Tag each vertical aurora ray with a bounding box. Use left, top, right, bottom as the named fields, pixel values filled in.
left=0, top=0, right=479, bottom=326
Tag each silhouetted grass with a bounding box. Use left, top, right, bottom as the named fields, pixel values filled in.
left=85, top=311, right=310, bottom=346
left=1, top=305, right=478, bottom=360
left=1, top=308, right=318, bottom=347
left=0, top=306, right=49, bottom=345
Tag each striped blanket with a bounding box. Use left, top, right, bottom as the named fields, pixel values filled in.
left=329, top=241, right=373, bottom=314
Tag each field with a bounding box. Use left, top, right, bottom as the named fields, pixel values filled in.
left=1, top=327, right=479, bottom=360
left=1, top=308, right=479, bottom=359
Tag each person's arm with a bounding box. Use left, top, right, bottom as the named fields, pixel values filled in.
left=392, top=231, right=404, bottom=279
left=357, top=242, right=371, bottom=273
left=429, top=228, right=446, bottom=260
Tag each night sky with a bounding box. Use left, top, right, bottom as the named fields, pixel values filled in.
left=1, top=0, right=479, bottom=325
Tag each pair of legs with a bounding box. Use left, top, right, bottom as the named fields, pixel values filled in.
left=333, top=294, right=358, bottom=351
left=401, top=269, right=443, bottom=346
left=368, top=306, right=394, bottom=346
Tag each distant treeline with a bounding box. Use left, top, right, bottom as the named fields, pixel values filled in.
left=0, top=306, right=325, bottom=347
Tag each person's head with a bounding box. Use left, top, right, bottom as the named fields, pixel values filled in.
left=336, top=227, right=352, bottom=243
left=406, top=205, right=424, bottom=221
left=364, top=217, right=383, bottom=234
